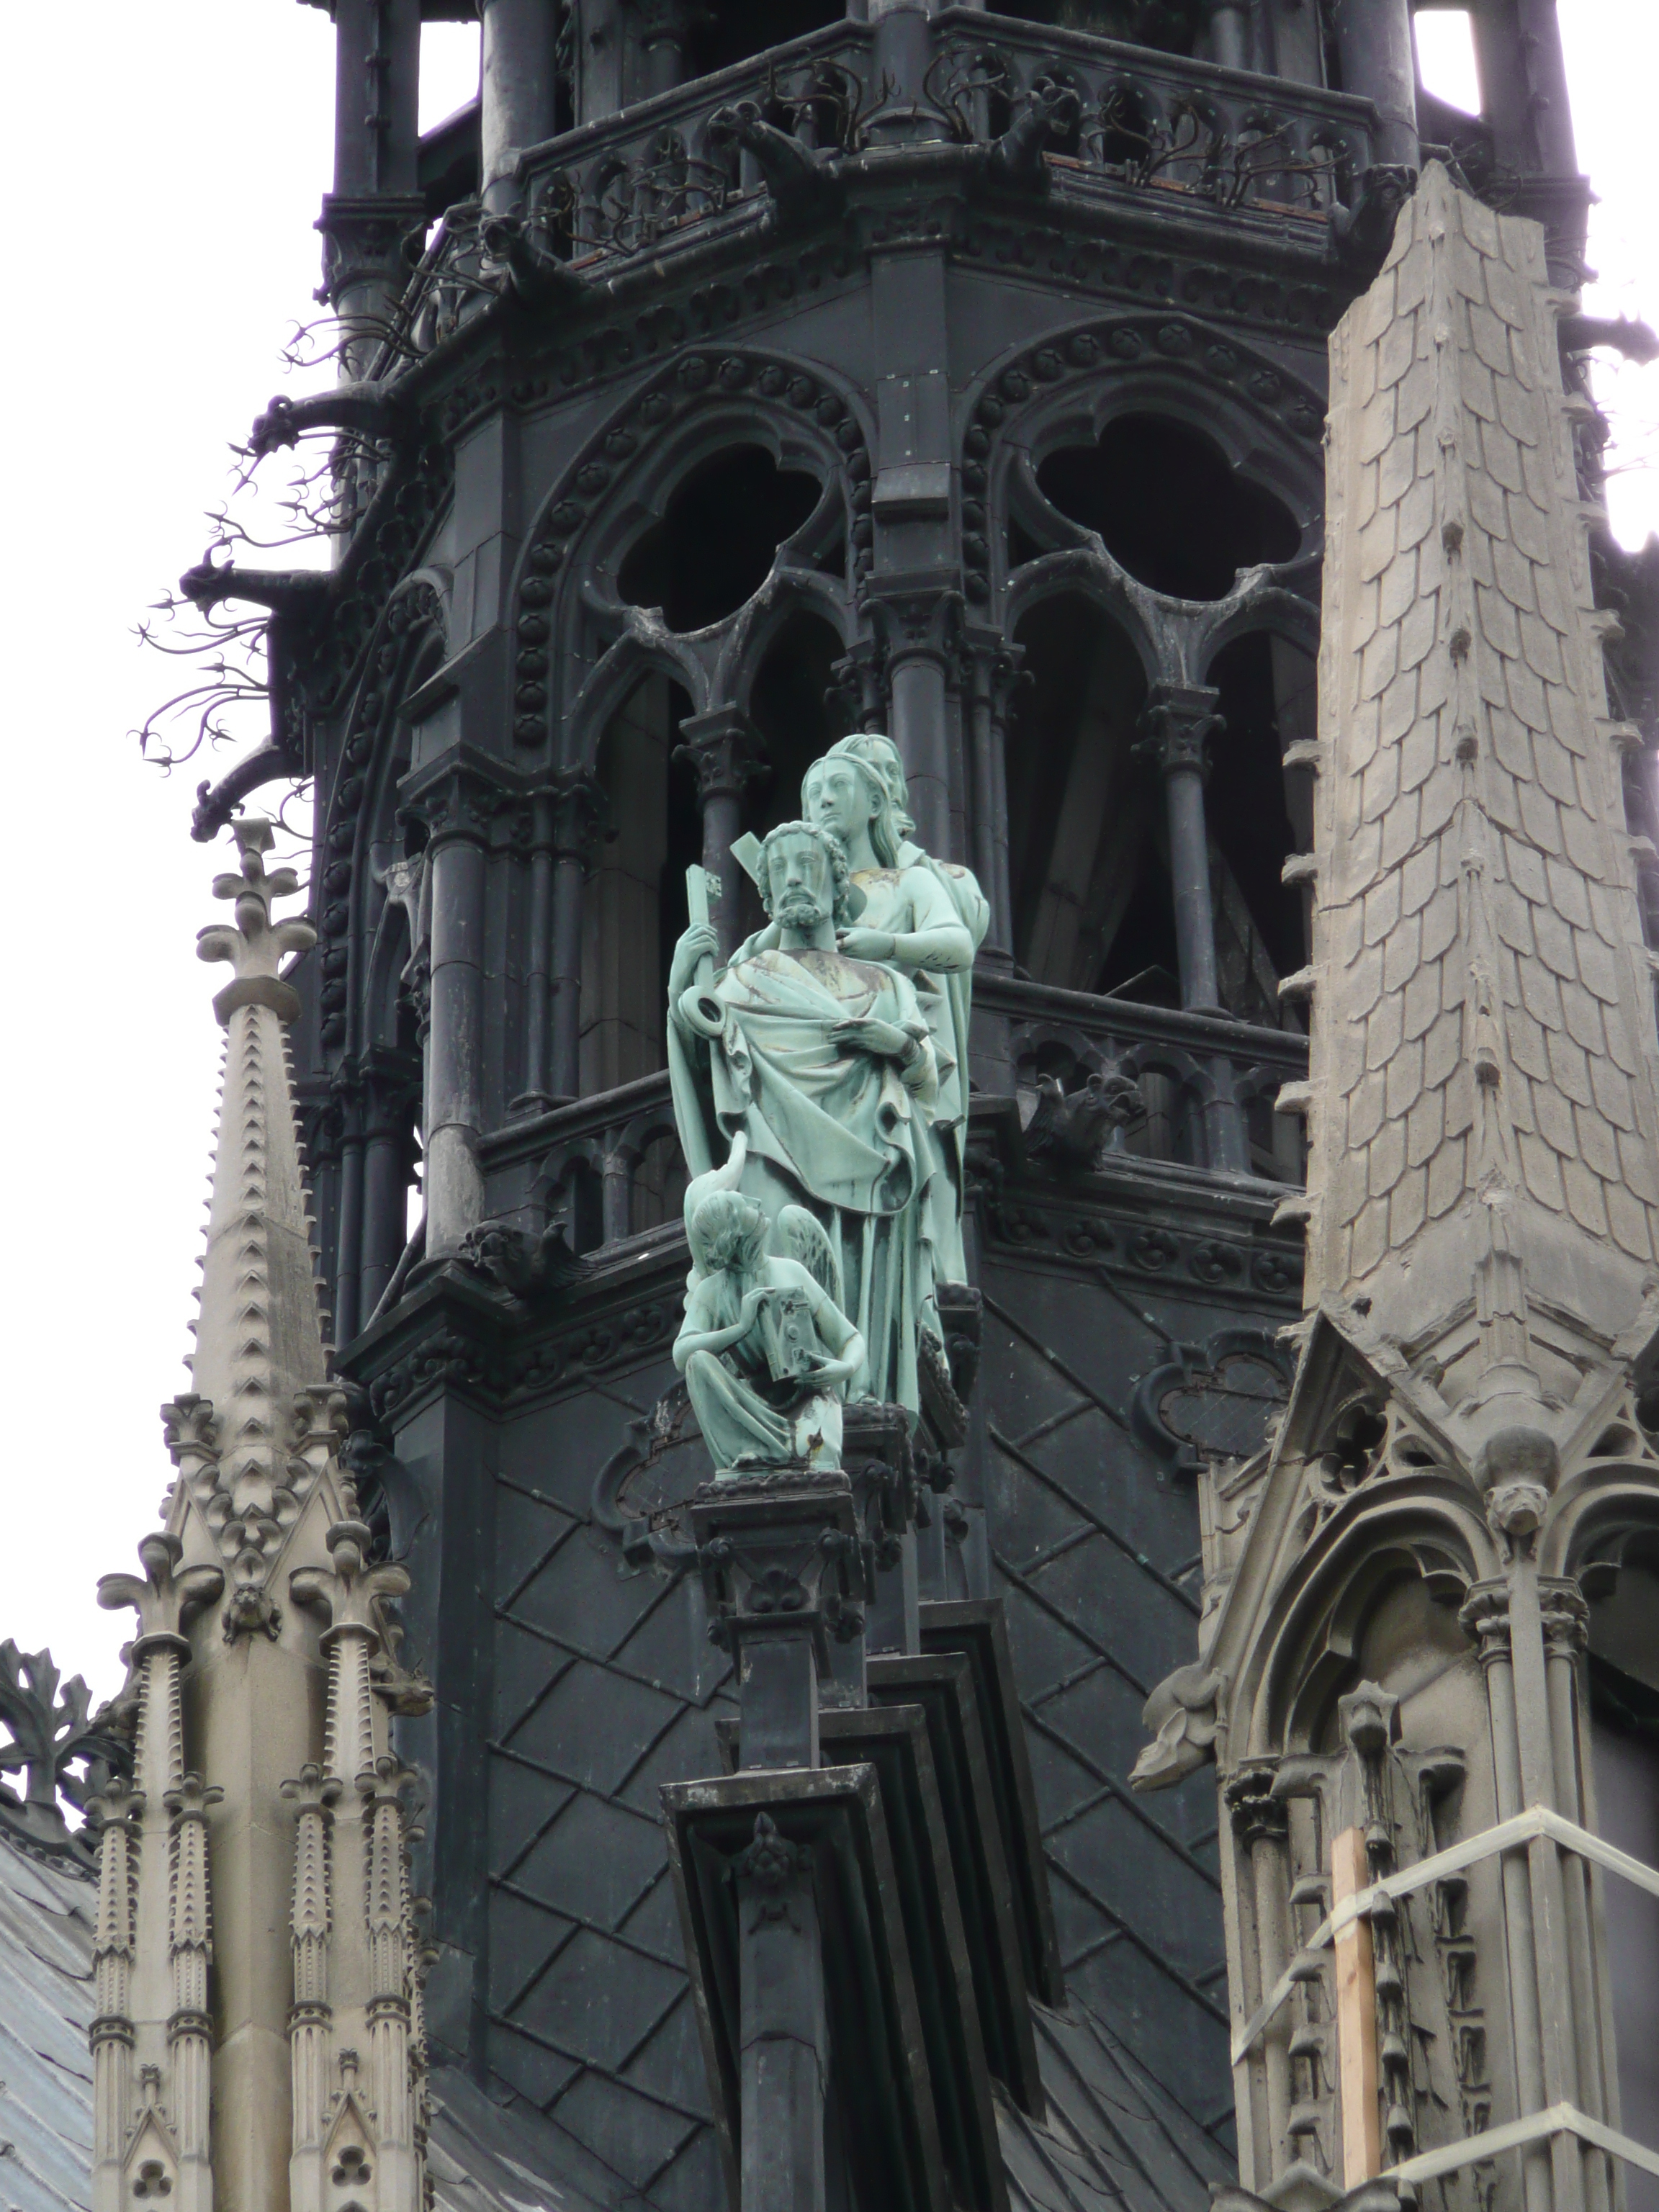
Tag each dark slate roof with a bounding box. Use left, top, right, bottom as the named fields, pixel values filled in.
left=0, top=1836, right=1233, bottom=2212
left=428, top=2069, right=640, bottom=2212
left=0, top=1836, right=96, bottom=2212
left=1000, top=2000, right=1235, bottom=2212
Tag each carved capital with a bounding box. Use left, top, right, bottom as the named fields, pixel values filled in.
left=1224, top=1759, right=1287, bottom=1846
left=1136, top=683, right=1225, bottom=781
left=866, top=580, right=965, bottom=670
left=673, top=708, right=771, bottom=805
left=405, top=760, right=505, bottom=852
left=1458, top=1578, right=1512, bottom=1664
left=550, top=768, right=608, bottom=866
left=315, top=192, right=427, bottom=307
left=961, top=624, right=1026, bottom=716
left=1540, top=1577, right=1590, bottom=1657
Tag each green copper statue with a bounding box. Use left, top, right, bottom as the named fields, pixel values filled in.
left=667, top=747, right=989, bottom=1478
left=667, top=818, right=943, bottom=1459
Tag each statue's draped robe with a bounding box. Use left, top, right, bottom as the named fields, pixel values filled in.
left=669, top=945, right=940, bottom=1413
left=850, top=847, right=990, bottom=1288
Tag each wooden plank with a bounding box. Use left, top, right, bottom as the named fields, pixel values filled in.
left=1331, top=1825, right=1381, bottom=2188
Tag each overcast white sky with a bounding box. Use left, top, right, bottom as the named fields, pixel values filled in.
left=0, top=4, right=1653, bottom=1707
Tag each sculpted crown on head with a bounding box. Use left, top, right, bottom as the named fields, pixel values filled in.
left=667, top=735, right=989, bottom=1481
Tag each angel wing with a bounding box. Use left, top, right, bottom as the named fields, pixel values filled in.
left=683, top=1132, right=749, bottom=1282
left=775, top=1204, right=843, bottom=1310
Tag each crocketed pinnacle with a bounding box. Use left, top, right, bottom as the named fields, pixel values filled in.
left=188, top=819, right=326, bottom=1426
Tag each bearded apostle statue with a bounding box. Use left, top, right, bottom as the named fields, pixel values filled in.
left=666, top=740, right=990, bottom=1480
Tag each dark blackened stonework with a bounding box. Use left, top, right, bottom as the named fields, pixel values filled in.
left=161, top=0, right=1657, bottom=2206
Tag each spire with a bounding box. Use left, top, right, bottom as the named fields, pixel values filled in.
left=94, top=817, right=428, bottom=2212
left=192, top=815, right=326, bottom=1404
left=166, top=819, right=333, bottom=1601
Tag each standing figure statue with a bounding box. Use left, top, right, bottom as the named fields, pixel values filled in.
left=667, top=818, right=943, bottom=1432
left=727, top=732, right=989, bottom=1288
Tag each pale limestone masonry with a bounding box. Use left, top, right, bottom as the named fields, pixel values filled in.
left=1136, top=171, right=1659, bottom=2206
left=92, top=822, right=427, bottom=2212
left=1300, top=161, right=1659, bottom=1407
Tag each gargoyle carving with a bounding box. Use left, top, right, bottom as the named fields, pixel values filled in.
left=480, top=213, right=590, bottom=310
left=708, top=102, right=845, bottom=225
left=1129, top=1660, right=1223, bottom=1789
left=1557, top=311, right=1659, bottom=364
left=982, top=76, right=1082, bottom=191
left=177, top=556, right=335, bottom=618
left=457, top=1218, right=583, bottom=1301
left=1024, top=1067, right=1142, bottom=1169
left=1328, top=164, right=1416, bottom=277
left=246, top=382, right=417, bottom=460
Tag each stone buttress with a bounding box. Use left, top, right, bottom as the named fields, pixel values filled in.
left=91, top=819, right=429, bottom=2212
left=1134, top=164, right=1659, bottom=2212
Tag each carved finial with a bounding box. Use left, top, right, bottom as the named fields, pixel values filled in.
left=196, top=816, right=317, bottom=1028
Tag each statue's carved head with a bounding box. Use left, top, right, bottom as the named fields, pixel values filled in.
left=758, top=819, right=855, bottom=930
left=803, top=733, right=912, bottom=866
left=688, top=1188, right=768, bottom=1278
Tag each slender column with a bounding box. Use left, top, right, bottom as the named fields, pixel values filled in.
left=675, top=709, right=770, bottom=960
left=516, top=791, right=557, bottom=1111
left=284, top=1766, right=338, bottom=2183
left=361, top=1056, right=418, bottom=1318
left=1138, top=685, right=1249, bottom=1174
left=1328, top=0, right=1418, bottom=169
left=332, top=1072, right=366, bottom=1347
left=963, top=629, right=1021, bottom=956
left=869, top=590, right=962, bottom=859
left=1543, top=1586, right=1613, bottom=2212
left=363, top=1761, right=418, bottom=2195
left=601, top=1133, right=634, bottom=1247
left=733, top=1815, right=830, bottom=2212
left=320, top=0, right=424, bottom=379
left=1205, top=0, right=1251, bottom=71
left=634, top=0, right=690, bottom=97
left=481, top=0, right=561, bottom=211
left=1228, top=1772, right=1293, bottom=2177
left=91, top=1780, right=141, bottom=2212
left=166, top=1774, right=222, bottom=2212
left=418, top=770, right=495, bottom=1258
left=1463, top=1583, right=1552, bottom=2212
left=550, top=770, right=605, bottom=1100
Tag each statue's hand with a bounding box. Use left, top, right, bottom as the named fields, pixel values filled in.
left=668, top=920, right=719, bottom=998
left=836, top=926, right=897, bottom=962
left=737, top=1285, right=771, bottom=1328
left=832, top=1015, right=912, bottom=1062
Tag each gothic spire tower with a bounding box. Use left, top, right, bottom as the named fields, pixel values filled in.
left=93, top=821, right=427, bottom=2212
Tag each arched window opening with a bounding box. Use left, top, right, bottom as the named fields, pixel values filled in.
left=582, top=674, right=698, bottom=1092
left=634, top=1128, right=689, bottom=1237
left=1205, top=632, right=1314, bottom=1027
left=1590, top=1552, right=1659, bottom=2212
left=732, top=610, right=850, bottom=941
left=1036, top=415, right=1300, bottom=601
left=1006, top=595, right=1170, bottom=998
left=618, top=447, right=820, bottom=632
